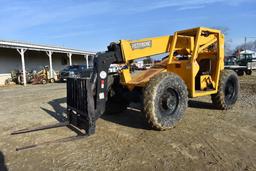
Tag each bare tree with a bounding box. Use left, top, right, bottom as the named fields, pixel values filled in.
left=210, top=26, right=233, bottom=56
left=235, top=40, right=256, bottom=52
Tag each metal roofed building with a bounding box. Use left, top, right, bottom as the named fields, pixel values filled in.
left=240, top=50, right=256, bottom=58
left=0, top=40, right=96, bottom=86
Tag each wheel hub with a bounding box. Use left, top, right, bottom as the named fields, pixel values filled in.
left=225, top=78, right=235, bottom=101
left=160, top=88, right=179, bottom=115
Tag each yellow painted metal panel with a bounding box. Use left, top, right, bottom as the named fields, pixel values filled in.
left=120, top=36, right=171, bottom=62
left=126, top=68, right=165, bottom=87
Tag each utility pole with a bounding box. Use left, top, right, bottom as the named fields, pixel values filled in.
left=244, top=36, right=256, bottom=53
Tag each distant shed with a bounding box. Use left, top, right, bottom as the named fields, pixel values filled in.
left=239, top=50, right=256, bottom=58
left=0, top=40, right=96, bottom=85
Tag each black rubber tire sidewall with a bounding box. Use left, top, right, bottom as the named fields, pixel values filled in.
left=245, top=70, right=252, bottom=75
left=42, top=79, right=47, bottom=84
left=104, top=75, right=129, bottom=115
left=223, top=74, right=239, bottom=106
left=237, top=70, right=244, bottom=76
left=144, top=72, right=188, bottom=130
left=211, top=70, right=240, bottom=109
left=50, top=78, right=55, bottom=83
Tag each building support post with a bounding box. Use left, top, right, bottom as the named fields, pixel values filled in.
left=46, top=51, right=53, bottom=79
left=17, top=48, right=27, bottom=86
left=85, top=54, right=89, bottom=68
left=68, top=53, right=72, bottom=66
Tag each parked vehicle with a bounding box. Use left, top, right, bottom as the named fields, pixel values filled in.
left=31, top=66, right=56, bottom=84
left=17, top=70, right=34, bottom=85
left=143, top=63, right=153, bottom=70
left=60, top=65, right=90, bottom=81
left=225, top=53, right=256, bottom=76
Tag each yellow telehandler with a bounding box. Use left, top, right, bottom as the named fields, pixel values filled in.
left=66, top=27, right=239, bottom=132
left=12, top=27, right=239, bottom=150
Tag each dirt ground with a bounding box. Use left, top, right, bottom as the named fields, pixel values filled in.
left=0, top=73, right=256, bottom=171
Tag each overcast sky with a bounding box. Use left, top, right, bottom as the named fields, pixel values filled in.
left=0, top=0, right=255, bottom=51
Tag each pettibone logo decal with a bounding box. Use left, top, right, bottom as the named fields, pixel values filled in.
left=131, top=40, right=152, bottom=50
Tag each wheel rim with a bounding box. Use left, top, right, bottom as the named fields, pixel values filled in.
left=159, top=88, right=179, bottom=116
left=224, top=78, right=236, bottom=103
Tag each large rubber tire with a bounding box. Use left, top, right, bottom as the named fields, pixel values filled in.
left=245, top=70, right=252, bottom=75
left=236, top=70, right=244, bottom=76
left=211, top=70, right=239, bottom=110
left=42, top=79, right=47, bottom=84
left=104, top=76, right=129, bottom=115
left=17, top=75, right=23, bottom=85
left=50, top=78, right=55, bottom=83
left=144, top=72, right=188, bottom=130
